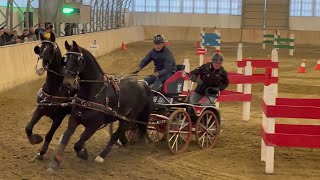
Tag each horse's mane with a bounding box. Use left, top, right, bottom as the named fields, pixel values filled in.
left=78, top=46, right=105, bottom=75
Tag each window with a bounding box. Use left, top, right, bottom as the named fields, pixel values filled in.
left=133, top=0, right=145, bottom=12
left=207, top=0, right=218, bottom=14
left=301, top=0, right=313, bottom=16
left=159, top=0, right=169, bottom=12
left=130, top=0, right=242, bottom=15
left=194, top=0, right=206, bottom=14
left=183, top=0, right=193, bottom=14
left=290, top=0, right=320, bottom=16
left=231, top=0, right=241, bottom=15
left=218, top=0, right=231, bottom=14
left=0, top=0, right=39, bottom=8
left=83, top=0, right=91, bottom=5
left=170, top=0, right=181, bottom=13
left=146, top=0, right=157, bottom=12
left=315, top=0, right=320, bottom=16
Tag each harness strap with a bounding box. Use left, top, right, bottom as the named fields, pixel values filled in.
left=74, top=96, right=149, bottom=125
left=38, top=88, right=72, bottom=104
left=103, top=75, right=120, bottom=95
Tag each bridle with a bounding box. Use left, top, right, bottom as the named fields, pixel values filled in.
left=35, top=40, right=63, bottom=77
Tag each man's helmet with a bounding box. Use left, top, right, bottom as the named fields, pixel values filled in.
left=153, top=34, right=165, bottom=44
left=211, top=53, right=224, bottom=64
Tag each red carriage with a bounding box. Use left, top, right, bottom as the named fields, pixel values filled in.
left=145, top=65, right=221, bottom=154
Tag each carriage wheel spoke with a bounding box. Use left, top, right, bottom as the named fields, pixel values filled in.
left=171, top=133, right=179, bottom=150
left=200, top=123, right=207, bottom=130
left=201, top=132, right=206, bottom=146
left=179, top=133, right=187, bottom=143
left=207, top=133, right=213, bottom=145
left=169, top=133, right=177, bottom=142
left=207, top=130, right=216, bottom=137
left=208, top=121, right=216, bottom=129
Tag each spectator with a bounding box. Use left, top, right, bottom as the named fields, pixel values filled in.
left=64, top=23, right=76, bottom=36
left=35, top=23, right=45, bottom=39
left=18, top=29, right=30, bottom=42
left=0, top=28, right=17, bottom=46
left=2, top=26, right=12, bottom=42
left=10, top=30, right=21, bottom=44
left=46, top=24, right=53, bottom=33
left=28, top=27, right=37, bottom=41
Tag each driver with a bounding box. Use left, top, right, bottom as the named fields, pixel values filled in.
left=189, top=52, right=229, bottom=104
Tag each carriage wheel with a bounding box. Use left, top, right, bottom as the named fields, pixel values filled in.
left=195, top=110, right=220, bottom=149
left=166, top=109, right=192, bottom=154
left=124, top=129, right=138, bottom=143
left=147, top=118, right=165, bottom=143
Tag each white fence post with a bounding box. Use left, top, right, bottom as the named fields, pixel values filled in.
left=237, top=43, right=243, bottom=92
left=261, top=84, right=277, bottom=174
left=271, top=49, right=279, bottom=93
left=289, top=33, right=294, bottom=56
left=242, top=61, right=252, bottom=121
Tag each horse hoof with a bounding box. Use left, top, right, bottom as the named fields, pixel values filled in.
left=47, top=160, right=60, bottom=173
left=76, top=148, right=89, bottom=160
left=95, top=156, right=104, bottom=163
left=29, top=153, right=44, bottom=162
left=28, top=134, right=43, bottom=145
left=46, top=167, right=56, bottom=174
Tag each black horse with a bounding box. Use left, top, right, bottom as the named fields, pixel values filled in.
left=47, top=40, right=153, bottom=172
left=25, top=32, right=72, bottom=161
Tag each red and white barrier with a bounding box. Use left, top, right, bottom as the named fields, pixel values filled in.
left=236, top=43, right=279, bottom=93
left=197, top=47, right=207, bottom=66
left=261, top=71, right=320, bottom=173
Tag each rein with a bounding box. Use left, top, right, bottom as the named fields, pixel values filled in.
left=73, top=96, right=149, bottom=125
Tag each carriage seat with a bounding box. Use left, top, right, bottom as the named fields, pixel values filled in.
left=162, top=65, right=189, bottom=95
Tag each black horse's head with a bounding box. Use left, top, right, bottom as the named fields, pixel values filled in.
left=62, top=40, right=86, bottom=90
left=34, top=32, right=59, bottom=76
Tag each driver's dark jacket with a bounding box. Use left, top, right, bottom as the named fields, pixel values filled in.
left=190, top=63, right=229, bottom=95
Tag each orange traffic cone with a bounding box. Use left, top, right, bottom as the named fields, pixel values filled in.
left=298, top=60, right=306, bottom=73
left=121, top=42, right=127, bottom=51
left=314, top=59, right=320, bottom=70
left=165, top=41, right=170, bottom=46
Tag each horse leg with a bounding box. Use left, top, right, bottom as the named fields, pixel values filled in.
left=47, top=117, right=79, bottom=173
left=118, top=130, right=128, bottom=147
left=25, top=106, right=44, bottom=145
left=74, top=125, right=99, bottom=160
left=95, top=125, right=125, bottom=163
left=137, top=103, right=152, bottom=141
left=31, top=115, right=65, bottom=162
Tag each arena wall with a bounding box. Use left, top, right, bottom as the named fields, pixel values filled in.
left=0, top=26, right=144, bottom=93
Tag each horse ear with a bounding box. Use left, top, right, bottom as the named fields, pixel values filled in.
left=72, top=40, right=81, bottom=52
left=40, top=33, right=45, bottom=41
left=50, top=32, right=55, bottom=42
left=65, top=41, right=71, bottom=50
left=72, top=41, right=78, bottom=48
left=34, top=46, right=40, bottom=55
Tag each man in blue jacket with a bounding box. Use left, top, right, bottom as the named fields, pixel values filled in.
left=133, top=34, right=176, bottom=91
